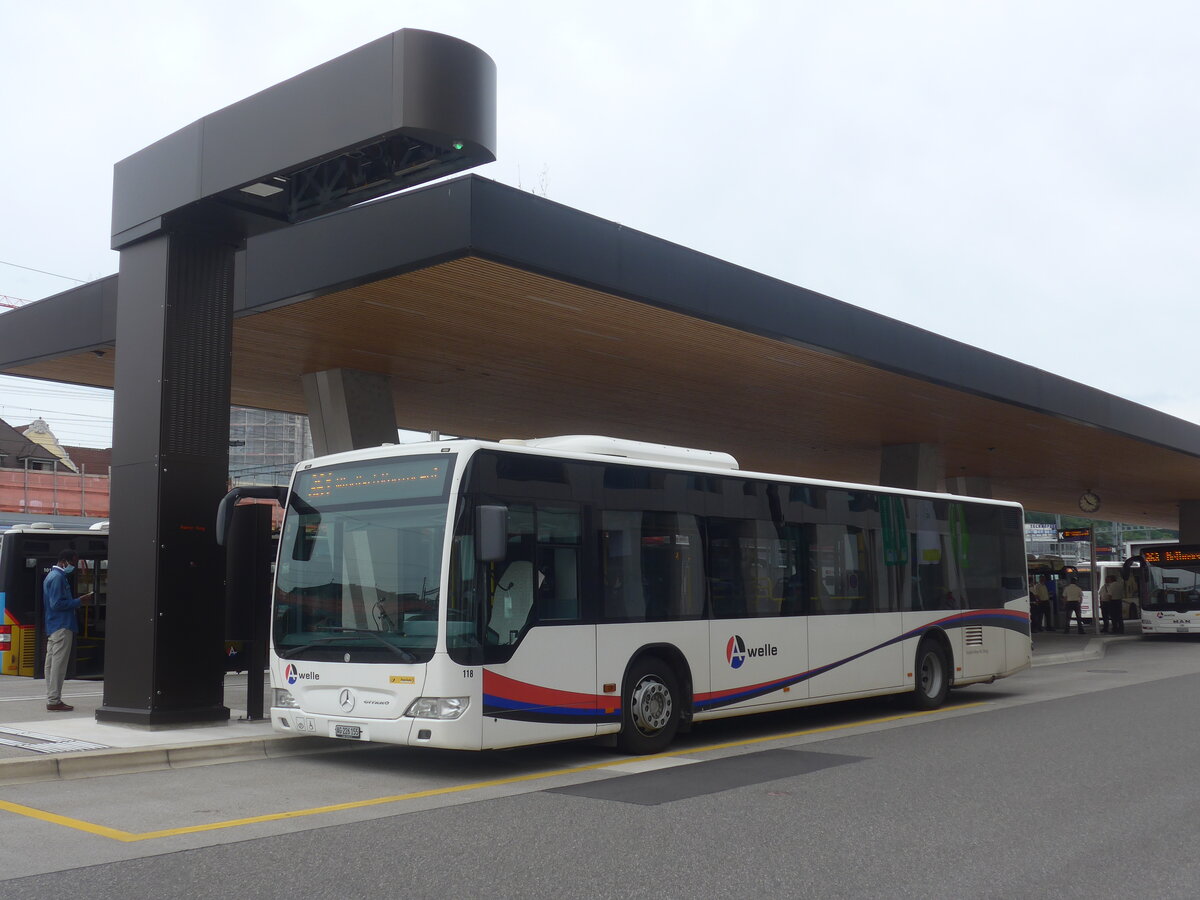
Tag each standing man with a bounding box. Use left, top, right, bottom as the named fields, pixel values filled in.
left=43, top=550, right=92, bottom=712
left=1100, top=572, right=1126, bottom=634
left=1029, top=576, right=1049, bottom=632
left=1061, top=576, right=1085, bottom=634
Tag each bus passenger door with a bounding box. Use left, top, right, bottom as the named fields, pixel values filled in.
left=481, top=503, right=599, bottom=749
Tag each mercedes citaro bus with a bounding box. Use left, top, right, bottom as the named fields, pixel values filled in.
left=218, top=435, right=1031, bottom=754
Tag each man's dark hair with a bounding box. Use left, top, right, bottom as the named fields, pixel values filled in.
left=57, top=549, right=78, bottom=565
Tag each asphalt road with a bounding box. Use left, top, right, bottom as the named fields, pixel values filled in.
left=3, top=637, right=1200, bottom=899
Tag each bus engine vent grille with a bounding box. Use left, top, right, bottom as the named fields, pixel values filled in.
left=964, top=626, right=984, bottom=647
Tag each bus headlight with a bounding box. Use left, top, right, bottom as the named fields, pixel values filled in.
left=405, top=697, right=469, bottom=720
left=273, top=688, right=299, bottom=709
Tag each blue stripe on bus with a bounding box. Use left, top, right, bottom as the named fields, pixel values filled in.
left=483, top=609, right=1028, bottom=723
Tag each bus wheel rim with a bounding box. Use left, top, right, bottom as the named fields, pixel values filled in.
left=631, top=676, right=671, bottom=734
left=920, top=652, right=942, bottom=696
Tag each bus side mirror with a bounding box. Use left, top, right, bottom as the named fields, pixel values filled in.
left=476, top=505, right=508, bottom=561
left=216, top=486, right=288, bottom=547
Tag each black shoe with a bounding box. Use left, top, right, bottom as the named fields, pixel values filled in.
left=46, top=702, right=74, bottom=712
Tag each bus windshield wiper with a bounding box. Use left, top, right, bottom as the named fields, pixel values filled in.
left=282, top=629, right=417, bottom=662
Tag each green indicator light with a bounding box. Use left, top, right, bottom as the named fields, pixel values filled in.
left=452, top=140, right=465, bottom=151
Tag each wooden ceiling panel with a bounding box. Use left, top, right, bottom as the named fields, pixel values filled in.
left=7, top=255, right=1199, bottom=526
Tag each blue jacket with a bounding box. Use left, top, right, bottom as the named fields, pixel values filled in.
left=43, top=566, right=81, bottom=634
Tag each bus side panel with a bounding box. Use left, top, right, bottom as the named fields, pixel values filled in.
left=961, top=614, right=1008, bottom=680
left=482, top=625, right=599, bottom=749
left=808, top=614, right=905, bottom=699
left=706, top=617, right=808, bottom=712
left=1005, top=622, right=1033, bottom=673
left=596, top=620, right=709, bottom=727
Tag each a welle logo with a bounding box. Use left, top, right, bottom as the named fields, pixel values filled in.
left=284, top=663, right=319, bottom=685
left=725, top=635, right=778, bottom=669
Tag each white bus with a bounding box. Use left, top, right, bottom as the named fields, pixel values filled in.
left=1071, top=561, right=1139, bottom=621
left=1137, top=544, right=1200, bottom=635
left=222, top=435, right=1031, bottom=754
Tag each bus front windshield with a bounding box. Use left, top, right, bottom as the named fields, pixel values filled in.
left=273, top=455, right=455, bottom=663
left=1144, top=552, right=1200, bottom=611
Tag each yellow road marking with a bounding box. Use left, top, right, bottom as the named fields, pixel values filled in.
left=0, top=701, right=984, bottom=842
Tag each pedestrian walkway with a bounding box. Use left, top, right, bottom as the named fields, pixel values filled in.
left=0, top=672, right=342, bottom=786
left=0, top=627, right=1143, bottom=785
left=1030, top=625, right=1140, bottom=667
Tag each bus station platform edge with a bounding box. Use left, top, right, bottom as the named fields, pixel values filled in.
left=0, top=632, right=1138, bottom=785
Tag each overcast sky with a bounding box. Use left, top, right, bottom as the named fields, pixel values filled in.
left=1, top=1, right=1196, bottom=448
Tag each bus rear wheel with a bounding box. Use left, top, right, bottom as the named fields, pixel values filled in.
left=910, top=639, right=949, bottom=710
left=617, top=657, right=681, bottom=755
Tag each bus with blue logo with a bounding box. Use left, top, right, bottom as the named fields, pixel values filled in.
left=222, top=435, right=1030, bottom=754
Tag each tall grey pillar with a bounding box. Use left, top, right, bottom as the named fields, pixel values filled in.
left=98, top=232, right=235, bottom=724
left=945, top=475, right=992, bottom=499
left=880, top=443, right=945, bottom=493
left=302, top=368, right=398, bottom=455
left=1179, top=500, right=1200, bottom=544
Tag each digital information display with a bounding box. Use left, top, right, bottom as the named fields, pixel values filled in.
left=1142, top=545, right=1200, bottom=565
left=294, top=455, right=453, bottom=505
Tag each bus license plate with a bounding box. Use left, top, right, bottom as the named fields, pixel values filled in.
left=1178, top=627, right=1190, bottom=633
left=333, top=724, right=364, bottom=740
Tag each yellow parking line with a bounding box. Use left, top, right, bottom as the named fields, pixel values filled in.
left=0, top=799, right=136, bottom=842
left=0, top=701, right=984, bottom=842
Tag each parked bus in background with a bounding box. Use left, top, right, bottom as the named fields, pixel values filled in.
left=1070, top=561, right=1140, bottom=622
left=0, top=522, right=109, bottom=677
left=220, top=435, right=1032, bottom=754
left=1136, top=544, right=1200, bottom=635
left=1125, top=538, right=1176, bottom=561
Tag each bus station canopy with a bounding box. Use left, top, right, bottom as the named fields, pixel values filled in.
left=2, top=174, right=1198, bottom=528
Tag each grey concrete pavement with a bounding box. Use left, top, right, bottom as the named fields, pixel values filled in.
left=0, top=625, right=1144, bottom=785
left=0, top=671, right=345, bottom=785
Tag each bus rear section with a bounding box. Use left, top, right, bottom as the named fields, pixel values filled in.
left=1138, top=545, right=1200, bottom=634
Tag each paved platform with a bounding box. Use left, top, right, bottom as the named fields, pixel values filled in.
left=0, top=628, right=1142, bottom=785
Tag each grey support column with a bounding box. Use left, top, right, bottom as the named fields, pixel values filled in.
left=945, top=476, right=992, bottom=499
left=1179, top=500, right=1200, bottom=543
left=880, top=443, right=945, bottom=493
left=301, top=368, right=398, bottom=455
left=98, top=232, right=236, bottom=724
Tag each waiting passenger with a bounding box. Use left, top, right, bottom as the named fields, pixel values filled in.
left=1060, top=577, right=1085, bottom=634
left=1099, top=572, right=1125, bottom=634
left=1029, top=576, right=1049, bottom=632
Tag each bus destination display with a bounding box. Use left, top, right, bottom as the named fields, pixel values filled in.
left=296, top=457, right=451, bottom=504
left=1142, top=545, right=1200, bottom=565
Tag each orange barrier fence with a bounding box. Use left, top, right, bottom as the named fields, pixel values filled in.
left=0, top=467, right=110, bottom=517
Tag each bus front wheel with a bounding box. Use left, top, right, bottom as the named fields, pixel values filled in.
left=617, top=657, right=681, bottom=755
left=910, top=639, right=949, bottom=710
